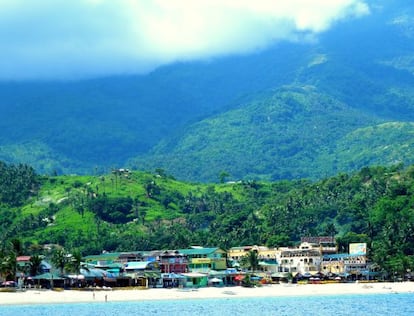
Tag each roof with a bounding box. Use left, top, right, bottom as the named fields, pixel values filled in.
left=32, top=272, right=65, bottom=280
left=94, top=262, right=123, bottom=269
left=40, top=261, right=51, bottom=269
left=83, top=252, right=122, bottom=262
left=80, top=268, right=107, bottom=278
left=16, top=256, right=31, bottom=262
left=181, top=272, right=208, bottom=278
left=323, top=253, right=366, bottom=260
left=178, top=247, right=225, bottom=256
left=124, top=261, right=157, bottom=270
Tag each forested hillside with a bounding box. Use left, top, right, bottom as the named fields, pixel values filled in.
left=1, top=161, right=413, bottom=277
left=1, top=1, right=414, bottom=181
left=130, top=87, right=382, bottom=181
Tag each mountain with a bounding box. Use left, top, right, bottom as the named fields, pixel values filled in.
left=130, top=87, right=380, bottom=181
left=1, top=0, right=414, bottom=181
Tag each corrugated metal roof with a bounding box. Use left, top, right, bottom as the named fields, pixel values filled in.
left=178, top=248, right=224, bottom=256
left=124, top=261, right=155, bottom=270
left=83, top=252, right=122, bottom=261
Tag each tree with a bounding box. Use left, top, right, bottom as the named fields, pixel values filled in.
left=67, top=250, right=82, bottom=274
left=0, top=252, right=16, bottom=281
left=51, top=249, right=68, bottom=275
left=29, top=254, right=43, bottom=276
left=219, top=171, right=230, bottom=184
left=10, top=238, right=24, bottom=256
left=240, top=250, right=259, bottom=272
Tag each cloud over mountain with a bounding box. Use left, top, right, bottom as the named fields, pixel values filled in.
left=0, top=0, right=369, bottom=80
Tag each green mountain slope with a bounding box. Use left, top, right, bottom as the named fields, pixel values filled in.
left=2, top=161, right=414, bottom=276
left=326, top=122, right=414, bottom=170
left=130, top=87, right=381, bottom=181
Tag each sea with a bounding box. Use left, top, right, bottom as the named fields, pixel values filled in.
left=0, top=293, right=413, bottom=316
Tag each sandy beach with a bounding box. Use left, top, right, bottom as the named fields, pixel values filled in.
left=0, top=282, right=413, bottom=306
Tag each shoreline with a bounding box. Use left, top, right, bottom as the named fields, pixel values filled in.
left=0, top=282, right=413, bottom=306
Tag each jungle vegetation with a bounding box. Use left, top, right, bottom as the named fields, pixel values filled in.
left=0, top=161, right=413, bottom=279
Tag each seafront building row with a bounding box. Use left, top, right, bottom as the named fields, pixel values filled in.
left=11, top=236, right=375, bottom=289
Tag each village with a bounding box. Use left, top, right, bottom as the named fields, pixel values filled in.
left=6, top=236, right=382, bottom=290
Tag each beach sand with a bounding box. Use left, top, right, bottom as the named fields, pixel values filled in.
left=0, top=282, right=413, bottom=305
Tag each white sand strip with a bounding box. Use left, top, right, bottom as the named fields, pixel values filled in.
left=0, top=282, right=413, bottom=306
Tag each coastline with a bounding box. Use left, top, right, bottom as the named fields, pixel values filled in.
left=0, top=282, right=413, bottom=306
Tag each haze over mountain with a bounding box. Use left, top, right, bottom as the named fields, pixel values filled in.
left=1, top=0, right=414, bottom=181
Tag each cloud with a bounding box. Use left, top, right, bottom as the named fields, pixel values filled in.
left=0, top=0, right=369, bottom=80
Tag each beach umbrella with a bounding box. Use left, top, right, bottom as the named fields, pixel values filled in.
left=208, top=277, right=223, bottom=286
left=234, top=275, right=245, bottom=281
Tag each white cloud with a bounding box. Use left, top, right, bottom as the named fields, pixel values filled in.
left=0, top=0, right=370, bottom=80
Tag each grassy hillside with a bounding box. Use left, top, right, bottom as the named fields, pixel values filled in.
left=1, top=161, right=414, bottom=276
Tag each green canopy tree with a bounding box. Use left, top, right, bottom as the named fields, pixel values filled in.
left=29, top=254, right=43, bottom=276
left=240, top=250, right=259, bottom=272
left=0, top=252, right=16, bottom=281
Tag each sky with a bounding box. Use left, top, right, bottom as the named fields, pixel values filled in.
left=0, top=0, right=370, bottom=81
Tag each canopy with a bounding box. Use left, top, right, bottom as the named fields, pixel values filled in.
left=32, top=272, right=65, bottom=280
left=66, top=274, right=85, bottom=280
left=80, top=268, right=106, bottom=279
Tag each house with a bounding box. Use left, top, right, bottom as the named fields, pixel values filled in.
left=301, top=236, right=337, bottom=255
left=155, top=250, right=188, bottom=273
left=16, top=256, right=32, bottom=274
left=124, top=261, right=161, bottom=287
left=321, top=243, right=373, bottom=280
left=277, top=242, right=322, bottom=275
left=227, top=245, right=279, bottom=272
left=16, top=256, right=51, bottom=276
left=178, top=247, right=227, bottom=273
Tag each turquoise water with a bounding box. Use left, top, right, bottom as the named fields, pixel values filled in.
left=1, top=293, right=413, bottom=315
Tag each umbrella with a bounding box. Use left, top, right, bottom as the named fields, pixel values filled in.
left=234, top=275, right=245, bottom=281
left=209, top=277, right=223, bottom=284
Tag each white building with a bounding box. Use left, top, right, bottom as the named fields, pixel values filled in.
left=277, top=242, right=322, bottom=275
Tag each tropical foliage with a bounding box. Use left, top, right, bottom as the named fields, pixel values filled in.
left=0, top=161, right=414, bottom=279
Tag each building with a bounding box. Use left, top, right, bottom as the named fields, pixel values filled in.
left=322, top=253, right=369, bottom=279
left=227, top=245, right=278, bottom=272
left=124, top=261, right=161, bottom=287
left=277, top=242, right=322, bottom=275
left=322, top=243, right=372, bottom=280
left=301, top=236, right=337, bottom=255
left=178, top=247, right=226, bottom=273
left=150, top=250, right=188, bottom=273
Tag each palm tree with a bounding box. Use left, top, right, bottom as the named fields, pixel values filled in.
left=51, top=249, right=68, bottom=275
left=29, top=255, right=43, bottom=276
left=240, top=250, right=259, bottom=272
left=67, top=250, right=82, bottom=274
left=10, top=238, right=23, bottom=256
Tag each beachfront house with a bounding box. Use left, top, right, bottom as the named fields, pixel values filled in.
left=277, top=242, right=322, bottom=276
left=321, top=242, right=375, bottom=280
left=301, top=236, right=337, bottom=255
left=227, top=245, right=279, bottom=273
left=178, top=247, right=227, bottom=273
left=156, top=250, right=188, bottom=273
left=124, top=261, right=161, bottom=287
